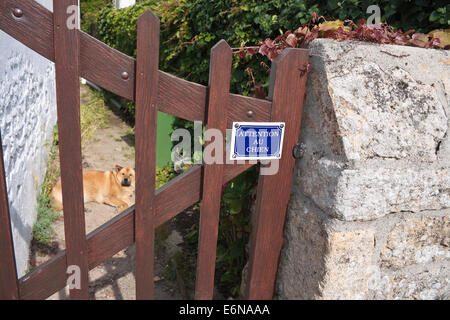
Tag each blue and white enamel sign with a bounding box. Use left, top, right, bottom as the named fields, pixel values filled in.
left=230, top=122, right=285, bottom=160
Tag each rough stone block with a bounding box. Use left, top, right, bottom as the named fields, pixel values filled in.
left=295, top=39, right=449, bottom=221
left=299, top=159, right=450, bottom=221
left=277, top=39, right=450, bottom=299
left=276, top=191, right=450, bottom=300
left=380, top=216, right=450, bottom=270
left=377, top=263, right=449, bottom=300
left=276, top=192, right=377, bottom=299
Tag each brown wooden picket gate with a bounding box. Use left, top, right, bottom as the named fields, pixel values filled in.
left=0, top=0, right=308, bottom=300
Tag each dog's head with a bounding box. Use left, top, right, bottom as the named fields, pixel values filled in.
left=115, top=165, right=135, bottom=187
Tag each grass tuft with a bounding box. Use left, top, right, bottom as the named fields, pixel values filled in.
left=32, top=192, right=61, bottom=244
left=80, top=89, right=111, bottom=145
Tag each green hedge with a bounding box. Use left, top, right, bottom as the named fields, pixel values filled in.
left=96, top=0, right=320, bottom=96
left=313, top=0, right=448, bottom=33
left=94, top=0, right=448, bottom=100
left=96, top=2, right=157, bottom=58
left=80, top=0, right=110, bottom=36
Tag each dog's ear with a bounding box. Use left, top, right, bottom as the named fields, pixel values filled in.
left=115, top=164, right=123, bottom=172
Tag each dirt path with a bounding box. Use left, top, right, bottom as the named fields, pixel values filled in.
left=33, top=86, right=185, bottom=300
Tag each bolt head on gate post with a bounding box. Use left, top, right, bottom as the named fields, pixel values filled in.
left=12, top=8, right=23, bottom=18
left=292, top=143, right=305, bottom=159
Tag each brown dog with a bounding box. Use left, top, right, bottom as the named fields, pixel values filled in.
left=50, top=165, right=135, bottom=212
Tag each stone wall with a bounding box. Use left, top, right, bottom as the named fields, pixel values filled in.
left=276, top=39, right=449, bottom=300
left=0, top=0, right=56, bottom=277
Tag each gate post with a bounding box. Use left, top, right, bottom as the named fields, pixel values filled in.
left=245, top=48, right=309, bottom=299
left=53, top=0, right=89, bottom=300
left=195, top=40, right=233, bottom=300
left=0, top=132, right=19, bottom=300
left=135, top=10, right=160, bottom=300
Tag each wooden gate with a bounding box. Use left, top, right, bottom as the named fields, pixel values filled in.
left=0, top=0, right=308, bottom=300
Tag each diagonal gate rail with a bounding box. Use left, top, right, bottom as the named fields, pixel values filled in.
left=0, top=0, right=308, bottom=300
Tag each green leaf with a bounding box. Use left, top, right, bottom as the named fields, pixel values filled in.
left=429, top=10, right=441, bottom=22
left=229, top=199, right=243, bottom=215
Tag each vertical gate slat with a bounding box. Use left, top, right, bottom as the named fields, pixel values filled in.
left=0, top=133, right=19, bottom=300
left=53, top=0, right=89, bottom=299
left=245, top=49, right=309, bottom=299
left=135, top=10, right=159, bottom=300
left=195, top=40, right=232, bottom=300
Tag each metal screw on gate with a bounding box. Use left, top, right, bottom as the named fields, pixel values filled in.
left=246, top=110, right=254, bottom=118
left=121, top=71, right=129, bottom=80
left=13, top=8, right=23, bottom=18
left=292, top=143, right=305, bottom=159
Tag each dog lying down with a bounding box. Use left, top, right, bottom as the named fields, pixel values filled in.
left=50, top=165, right=135, bottom=212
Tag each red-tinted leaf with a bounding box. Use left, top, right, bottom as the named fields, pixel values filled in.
left=430, top=37, right=440, bottom=48
left=410, top=33, right=429, bottom=48
left=258, top=43, right=269, bottom=56
left=285, top=33, right=297, bottom=47
left=252, top=83, right=267, bottom=99
left=428, top=29, right=450, bottom=49
left=404, top=30, right=415, bottom=37
left=264, top=38, right=275, bottom=48
left=267, top=49, right=277, bottom=61
left=246, top=47, right=256, bottom=55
